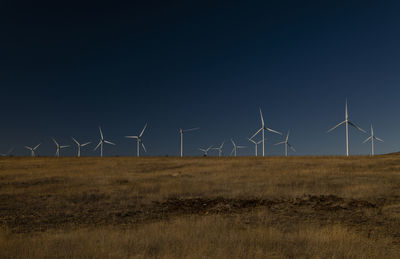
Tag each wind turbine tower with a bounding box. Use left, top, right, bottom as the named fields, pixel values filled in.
left=248, top=138, right=263, bottom=156
left=125, top=123, right=147, bottom=157
left=72, top=137, right=91, bottom=157
left=25, top=144, right=41, bottom=157
left=94, top=127, right=116, bottom=157
left=328, top=100, right=366, bottom=156
left=250, top=108, right=282, bottom=156
left=212, top=142, right=224, bottom=157
left=363, top=124, right=383, bottom=156
left=230, top=139, right=246, bottom=157
left=179, top=127, right=199, bottom=157
left=275, top=130, right=296, bottom=157
left=52, top=138, right=70, bottom=157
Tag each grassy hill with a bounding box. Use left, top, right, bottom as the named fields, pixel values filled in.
left=1, top=155, right=400, bottom=258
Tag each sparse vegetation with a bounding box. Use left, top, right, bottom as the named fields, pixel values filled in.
left=1, top=155, right=400, bottom=258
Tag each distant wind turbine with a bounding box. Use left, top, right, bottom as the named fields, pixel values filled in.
left=199, top=146, right=213, bottom=156
left=0, top=147, right=14, bottom=157
left=230, top=139, right=246, bottom=157
left=94, top=127, right=115, bottom=157
left=179, top=127, right=199, bottom=157
left=125, top=123, right=147, bottom=157
left=212, top=142, right=224, bottom=157
left=327, top=99, right=366, bottom=156
left=363, top=124, right=383, bottom=156
left=248, top=138, right=263, bottom=156
left=250, top=108, right=282, bottom=156
left=71, top=137, right=91, bottom=157
left=52, top=138, right=70, bottom=157
left=275, top=130, right=296, bottom=157
left=25, top=144, right=41, bottom=157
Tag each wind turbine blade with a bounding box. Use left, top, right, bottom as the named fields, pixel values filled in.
left=250, top=128, right=263, bottom=140
left=104, top=140, right=116, bottom=145
left=139, top=123, right=147, bottom=138
left=71, top=137, right=79, bottom=145
left=259, top=108, right=264, bottom=126
left=265, top=127, right=282, bottom=135
left=231, top=139, right=236, bottom=147
left=247, top=138, right=256, bottom=144
left=374, top=136, right=384, bottom=142
left=274, top=141, right=286, bottom=145
left=230, top=148, right=235, bottom=156
left=183, top=127, right=200, bottom=132
left=348, top=121, right=366, bottom=133
left=286, top=130, right=290, bottom=141
left=362, top=136, right=372, bottom=143
left=125, top=136, right=138, bottom=139
left=289, top=144, right=296, bottom=152
left=60, top=145, right=69, bottom=148
left=237, top=146, right=247, bottom=149
left=199, top=148, right=206, bottom=152
left=141, top=143, right=147, bottom=152
left=81, top=142, right=91, bottom=146
left=33, top=143, right=41, bottom=150
left=327, top=121, right=346, bottom=133
left=99, top=127, right=103, bottom=139
left=25, top=146, right=32, bottom=150
left=52, top=138, right=58, bottom=146
left=94, top=141, right=102, bottom=150
left=256, top=140, right=263, bottom=145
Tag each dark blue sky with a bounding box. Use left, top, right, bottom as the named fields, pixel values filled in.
left=1, top=0, right=400, bottom=156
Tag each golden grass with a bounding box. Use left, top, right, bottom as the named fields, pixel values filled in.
left=1, top=155, right=400, bottom=258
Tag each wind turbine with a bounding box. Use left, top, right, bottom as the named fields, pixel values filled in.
left=250, top=108, right=282, bottom=156
left=248, top=138, right=263, bottom=156
left=125, top=123, right=147, bottom=157
left=71, top=137, right=91, bottom=157
left=327, top=99, right=366, bottom=156
left=52, top=138, right=70, bottom=157
left=25, top=144, right=41, bottom=157
left=230, top=139, right=246, bottom=157
left=212, top=142, right=224, bottom=157
left=94, top=127, right=116, bottom=157
left=363, top=124, right=383, bottom=156
left=275, top=130, right=296, bottom=157
left=199, top=146, right=213, bottom=156
left=0, top=147, right=14, bottom=157
left=179, top=127, right=199, bottom=157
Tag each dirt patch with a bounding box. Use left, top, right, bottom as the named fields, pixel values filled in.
left=2, top=193, right=398, bottom=241
left=2, top=177, right=67, bottom=188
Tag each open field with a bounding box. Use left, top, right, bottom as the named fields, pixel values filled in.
left=1, top=155, right=400, bottom=258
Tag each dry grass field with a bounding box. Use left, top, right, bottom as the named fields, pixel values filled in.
left=1, top=155, right=400, bottom=258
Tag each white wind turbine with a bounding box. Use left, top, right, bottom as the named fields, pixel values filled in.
left=275, top=130, right=296, bottom=157
left=230, top=139, right=246, bottom=157
left=248, top=138, right=263, bottom=156
left=0, top=147, right=14, bottom=157
left=125, top=124, right=147, bottom=157
left=363, top=124, right=383, bottom=156
left=25, top=144, right=41, bottom=157
left=179, top=127, right=199, bottom=157
left=327, top=100, right=366, bottom=156
left=94, top=127, right=116, bottom=157
left=199, top=145, right=213, bottom=156
left=71, top=137, right=91, bottom=157
left=250, top=108, right=282, bottom=156
left=52, top=138, right=70, bottom=157
left=212, top=142, right=224, bottom=157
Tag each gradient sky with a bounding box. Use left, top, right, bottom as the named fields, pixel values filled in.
left=1, top=0, right=400, bottom=156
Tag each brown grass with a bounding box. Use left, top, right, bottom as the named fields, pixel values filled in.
left=1, top=155, right=400, bottom=258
